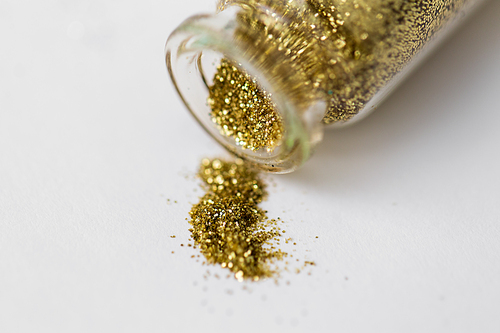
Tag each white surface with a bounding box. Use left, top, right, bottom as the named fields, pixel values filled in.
left=1, top=1, right=500, bottom=332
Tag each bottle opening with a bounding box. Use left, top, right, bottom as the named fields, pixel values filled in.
left=166, top=10, right=325, bottom=173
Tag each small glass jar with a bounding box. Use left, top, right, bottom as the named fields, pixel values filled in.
left=166, top=0, right=485, bottom=173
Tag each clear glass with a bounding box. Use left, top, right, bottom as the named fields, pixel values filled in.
left=166, top=0, right=485, bottom=173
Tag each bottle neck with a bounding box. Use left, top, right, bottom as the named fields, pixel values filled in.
left=165, top=3, right=326, bottom=173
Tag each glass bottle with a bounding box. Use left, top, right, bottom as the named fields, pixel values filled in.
left=166, top=0, right=485, bottom=173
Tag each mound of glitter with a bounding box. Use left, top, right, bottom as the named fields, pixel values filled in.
left=208, top=60, right=284, bottom=152
left=189, top=158, right=285, bottom=281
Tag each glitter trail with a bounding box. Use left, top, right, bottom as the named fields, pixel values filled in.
left=189, top=158, right=286, bottom=281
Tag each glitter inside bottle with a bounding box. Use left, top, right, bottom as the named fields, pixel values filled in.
left=166, top=0, right=485, bottom=173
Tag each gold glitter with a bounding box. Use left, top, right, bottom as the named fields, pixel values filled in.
left=198, top=158, right=266, bottom=204
left=189, top=158, right=286, bottom=280
left=208, top=59, right=284, bottom=152
left=212, top=0, right=470, bottom=129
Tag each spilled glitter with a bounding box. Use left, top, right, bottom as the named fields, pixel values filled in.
left=188, top=158, right=286, bottom=281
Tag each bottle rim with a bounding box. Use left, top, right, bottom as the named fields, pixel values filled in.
left=165, top=6, right=325, bottom=173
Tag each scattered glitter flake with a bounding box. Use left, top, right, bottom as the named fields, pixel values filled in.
left=208, top=59, right=284, bottom=152
left=170, top=235, right=176, bottom=238
left=188, top=158, right=286, bottom=281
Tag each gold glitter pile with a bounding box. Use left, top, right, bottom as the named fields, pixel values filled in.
left=188, top=158, right=285, bottom=281
left=212, top=0, right=469, bottom=126
left=208, top=59, right=284, bottom=152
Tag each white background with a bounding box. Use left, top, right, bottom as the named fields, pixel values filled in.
left=1, top=0, right=500, bottom=332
